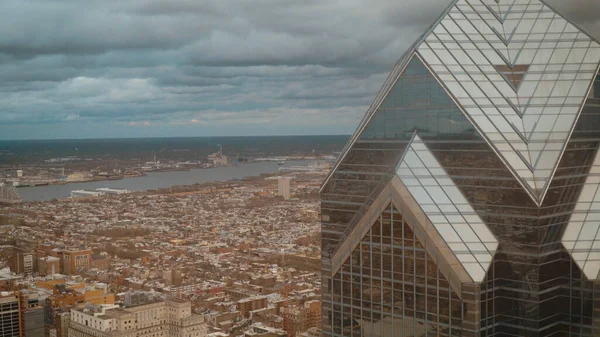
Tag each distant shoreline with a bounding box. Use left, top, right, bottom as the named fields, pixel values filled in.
left=15, top=160, right=313, bottom=202
left=0, top=134, right=352, bottom=142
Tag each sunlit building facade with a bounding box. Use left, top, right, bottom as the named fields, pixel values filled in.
left=320, top=0, right=600, bottom=336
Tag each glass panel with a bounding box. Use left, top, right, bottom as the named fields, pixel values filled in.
left=330, top=204, right=464, bottom=337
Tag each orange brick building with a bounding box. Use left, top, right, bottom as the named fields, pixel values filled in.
left=238, top=296, right=268, bottom=318
left=62, top=249, right=92, bottom=275
left=46, top=284, right=115, bottom=308
left=91, top=254, right=110, bottom=270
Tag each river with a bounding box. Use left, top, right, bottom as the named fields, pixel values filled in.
left=17, top=160, right=309, bottom=202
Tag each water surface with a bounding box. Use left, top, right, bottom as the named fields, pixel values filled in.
left=18, top=160, right=309, bottom=202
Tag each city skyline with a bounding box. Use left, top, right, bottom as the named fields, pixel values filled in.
left=2, top=1, right=600, bottom=337
left=0, top=0, right=599, bottom=140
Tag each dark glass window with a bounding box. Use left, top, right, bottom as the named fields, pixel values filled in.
left=328, top=203, right=465, bottom=337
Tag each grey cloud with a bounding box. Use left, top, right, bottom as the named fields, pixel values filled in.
left=0, top=2, right=214, bottom=59
left=0, top=0, right=598, bottom=139
left=124, top=0, right=226, bottom=17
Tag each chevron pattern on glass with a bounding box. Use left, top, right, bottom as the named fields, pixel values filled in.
left=563, top=149, right=600, bottom=280
left=416, top=0, right=600, bottom=203
left=396, top=134, right=498, bottom=282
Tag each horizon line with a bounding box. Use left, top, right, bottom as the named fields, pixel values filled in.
left=0, top=134, right=352, bottom=142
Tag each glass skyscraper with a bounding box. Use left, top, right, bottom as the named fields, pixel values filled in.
left=320, top=0, right=600, bottom=336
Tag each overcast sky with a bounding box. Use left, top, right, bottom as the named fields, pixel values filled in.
left=0, top=0, right=598, bottom=140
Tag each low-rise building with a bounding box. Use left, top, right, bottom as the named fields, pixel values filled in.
left=48, top=311, right=70, bottom=337
left=244, top=323, right=287, bottom=337
left=225, top=287, right=260, bottom=302
left=238, top=296, right=268, bottom=318
left=281, top=300, right=321, bottom=336
left=68, top=298, right=207, bottom=337
left=170, top=280, right=225, bottom=299
left=0, top=271, right=22, bottom=289
left=12, top=246, right=36, bottom=275
left=91, top=255, right=110, bottom=270
left=39, top=256, right=61, bottom=276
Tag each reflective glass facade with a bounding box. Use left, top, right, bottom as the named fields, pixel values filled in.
left=321, top=1, right=600, bottom=336
left=329, top=203, right=467, bottom=337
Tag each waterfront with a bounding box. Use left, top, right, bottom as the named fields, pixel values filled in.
left=1, top=168, right=323, bottom=337
left=17, top=160, right=309, bottom=202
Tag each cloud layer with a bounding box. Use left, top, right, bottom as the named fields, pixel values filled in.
left=0, top=0, right=598, bottom=139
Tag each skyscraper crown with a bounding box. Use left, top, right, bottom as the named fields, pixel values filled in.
left=326, top=0, right=600, bottom=206
left=321, top=0, right=600, bottom=281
